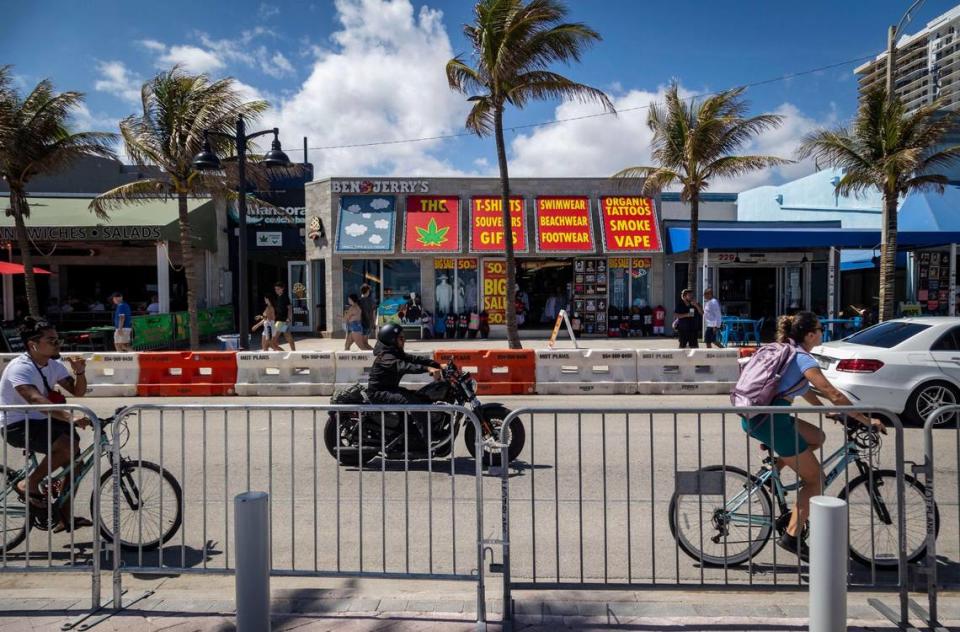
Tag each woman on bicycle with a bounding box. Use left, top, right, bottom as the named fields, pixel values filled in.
left=742, top=311, right=885, bottom=556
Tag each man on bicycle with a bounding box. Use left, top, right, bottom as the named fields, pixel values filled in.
left=0, top=318, right=91, bottom=531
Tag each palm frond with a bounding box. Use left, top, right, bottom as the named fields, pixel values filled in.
left=89, top=179, right=172, bottom=218
left=446, top=57, right=487, bottom=97
left=706, top=154, right=792, bottom=179
left=507, top=70, right=615, bottom=112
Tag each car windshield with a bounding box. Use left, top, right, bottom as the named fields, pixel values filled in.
left=842, top=322, right=931, bottom=348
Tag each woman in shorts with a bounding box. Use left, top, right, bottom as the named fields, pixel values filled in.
left=251, top=296, right=281, bottom=351
left=741, top=311, right=885, bottom=556
left=344, top=294, right=372, bottom=351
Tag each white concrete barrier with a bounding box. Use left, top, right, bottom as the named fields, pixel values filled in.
left=636, top=349, right=738, bottom=395
left=55, top=352, right=140, bottom=397
left=235, top=351, right=336, bottom=396
left=334, top=350, right=435, bottom=390
left=536, top=349, right=638, bottom=394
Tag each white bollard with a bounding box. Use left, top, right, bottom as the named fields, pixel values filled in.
left=809, top=496, right=848, bottom=632
left=235, top=491, right=271, bottom=632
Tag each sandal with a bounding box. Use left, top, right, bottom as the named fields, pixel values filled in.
left=14, top=483, right=47, bottom=508
left=52, top=516, right=93, bottom=534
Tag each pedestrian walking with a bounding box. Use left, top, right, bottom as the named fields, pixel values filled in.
left=272, top=281, right=296, bottom=351
left=703, top=288, right=724, bottom=348
left=344, top=294, right=372, bottom=350
left=674, top=289, right=702, bottom=349
left=110, top=292, right=132, bottom=352
left=358, top=284, right=377, bottom=339
left=251, top=296, right=281, bottom=351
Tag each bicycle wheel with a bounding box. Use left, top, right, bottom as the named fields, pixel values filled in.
left=0, top=465, right=28, bottom=554
left=838, top=469, right=938, bottom=567
left=93, top=460, right=182, bottom=551
left=669, top=465, right=774, bottom=566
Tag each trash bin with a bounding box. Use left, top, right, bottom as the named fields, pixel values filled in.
left=218, top=334, right=240, bottom=351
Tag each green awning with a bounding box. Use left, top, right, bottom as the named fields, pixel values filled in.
left=0, top=196, right=217, bottom=251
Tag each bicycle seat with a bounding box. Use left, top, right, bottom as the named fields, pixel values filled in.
left=758, top=443, right=773, bottom=453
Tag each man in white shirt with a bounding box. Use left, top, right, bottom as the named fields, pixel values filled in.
left=703, top=288, right=724, bottom=348
left=0, top=318, right=91, bottom=530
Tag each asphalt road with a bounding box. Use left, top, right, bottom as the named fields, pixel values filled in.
left=2, top=393, right=957, bottom=590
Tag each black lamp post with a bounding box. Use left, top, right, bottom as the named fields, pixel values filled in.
left=192, top=115, right=291, bottom=349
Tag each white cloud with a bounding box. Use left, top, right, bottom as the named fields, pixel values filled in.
left=259, top=2, right=280, bottom=19
left=158, top=45, right=225, bottom=73
left=71, top=103, right=119, bottom=133
left=368, top=234, right=383, bottom=244
left=262, top=0, right=473, bottom=177
left=197, top=31, right=296, bottom=79
left=139, top=39, right=166, bottom=53
left=369, top=198, right=390, bottom=210
left=361, top=213, right=372, bottom=218
left=94, top=61, right=142, bottom=104
left=373, top=219, right=389, bottom=229
left=347, top=204, right=362, bottom=212
left=507, top=85, right=835, bottom=192
left=344, top=222, right=368, bottom=236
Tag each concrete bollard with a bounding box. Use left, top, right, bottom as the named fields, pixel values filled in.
left=235, top=491, right=271, bottom=632
left=809, top=496, right=848, bottom=632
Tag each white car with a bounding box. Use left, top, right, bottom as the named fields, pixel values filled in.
left=812, top=317, right=960, bottom=426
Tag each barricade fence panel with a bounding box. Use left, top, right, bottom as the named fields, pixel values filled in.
left=498, top=405, right=924, bottom=597
left=0, top=405, right=104, bottom=610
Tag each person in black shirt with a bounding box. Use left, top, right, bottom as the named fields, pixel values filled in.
left=273, top=282, right=296, bottom=350
left=674, top=289, right=703, bottom=349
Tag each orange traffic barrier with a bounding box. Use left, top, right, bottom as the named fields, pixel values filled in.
left=137, top=352, right=238, bottom=396
left=738, top=347, right=759, bottom=359
left=434, top=349, right=536, bottom=395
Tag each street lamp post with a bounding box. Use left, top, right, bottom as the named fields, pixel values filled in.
left=192, top=115, right=291, bottom=350
left=886, top=0, right=926, bottom=102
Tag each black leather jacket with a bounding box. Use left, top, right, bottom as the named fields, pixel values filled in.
left=367, top=342, right=440, bottom=392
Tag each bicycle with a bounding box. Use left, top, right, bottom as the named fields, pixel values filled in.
left=669, top=415, right=939, bottom=568
left=0, top=411, right=183, bottom=553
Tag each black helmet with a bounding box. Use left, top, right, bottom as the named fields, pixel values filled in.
left=377, top=322, right=404, bottom=347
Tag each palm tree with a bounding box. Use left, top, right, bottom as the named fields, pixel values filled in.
left=0, top=70, right=116, bottom=317
left=614, top=83, right=788, bottom=292
left=92, top=68, right=268, bottom=349
left=447, top=0, right=614, bottom=349
left=799, top=87, right=960, bottom=322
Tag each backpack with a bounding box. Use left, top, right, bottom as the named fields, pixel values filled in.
left=729, top=341, right=801, bottom=408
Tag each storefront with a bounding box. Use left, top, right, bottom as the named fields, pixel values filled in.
left=305, top=177, right=666, bottom=336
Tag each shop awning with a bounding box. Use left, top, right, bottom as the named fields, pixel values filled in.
left=0, top=262, right=51, bottom=275
left=840, top=252, right=908, bottom=271
left=667, top=226, right=960, bottom=253
left=0, top=196, right=218, bottom=251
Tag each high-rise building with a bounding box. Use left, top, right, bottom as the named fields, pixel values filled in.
left=856, top=5, right=960, bottom=113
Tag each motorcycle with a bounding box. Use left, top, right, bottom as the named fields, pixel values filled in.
left=324, top=359, right=525, bottom=467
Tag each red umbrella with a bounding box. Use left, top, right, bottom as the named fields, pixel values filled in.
left=0, top=262, right=51, bottom=275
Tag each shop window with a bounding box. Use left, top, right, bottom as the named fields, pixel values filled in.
left=342, top=259, right=381, bottom=310
left=435, top=258, right=479, bottom=318
left=379, top=259, right=422, bottom=324
left=608, top=257, right=652, bottom=337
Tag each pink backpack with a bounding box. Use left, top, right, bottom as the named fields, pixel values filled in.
left=730, top=341, right=800, bottom=408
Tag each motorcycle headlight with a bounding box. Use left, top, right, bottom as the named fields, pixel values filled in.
left=466, top=378, right=478, bottom=393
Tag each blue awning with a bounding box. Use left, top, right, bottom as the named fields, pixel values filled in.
left=667, top=226, right=960, bottom=253
left=840, top=252, right=908, bottom=271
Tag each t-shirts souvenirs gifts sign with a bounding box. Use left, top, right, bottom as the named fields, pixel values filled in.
left=535, top=196, right=594, bottom=253
left=403, top=196, right=461, bottom=253
left=598, top=196, right=662, bottom=252
left=470, top=196, right=527, bottom=253
left=335, top=195, right=396, bottom=252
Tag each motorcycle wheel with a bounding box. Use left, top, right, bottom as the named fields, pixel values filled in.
left=464, top=406, right=525, bottom=467
left=324, top=412, right=377, bottom=467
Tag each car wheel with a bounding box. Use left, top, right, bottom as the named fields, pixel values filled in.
left=906, top=381, right=960, bottom=427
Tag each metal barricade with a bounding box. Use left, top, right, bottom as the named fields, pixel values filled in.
left=0, top=404, right=103, bottom=613
left=107, top=403, right=494, bottom=626
left=496, top=405, right=921, bottom=627
left=917, top=403, right=960, bottom=631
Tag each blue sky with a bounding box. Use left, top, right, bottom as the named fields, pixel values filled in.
left=3, top=0, right=956, bottom=190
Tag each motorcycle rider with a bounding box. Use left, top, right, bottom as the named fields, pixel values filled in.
left=367, top=323, right=442, bottom=444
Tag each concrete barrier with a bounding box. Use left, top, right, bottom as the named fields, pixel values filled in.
left=64, top=352, right=139, bottom=398
left=235, top=351, right=336, bottom=396
left=636, top=348, right=738, bottom=395
left=536, top=349, right=638, bottom=394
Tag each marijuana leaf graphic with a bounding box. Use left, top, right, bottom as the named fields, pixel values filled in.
left=416, top=218, right=449, bottom=247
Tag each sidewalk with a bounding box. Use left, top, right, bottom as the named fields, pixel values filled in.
left=0, top=573, right=954, bottom=631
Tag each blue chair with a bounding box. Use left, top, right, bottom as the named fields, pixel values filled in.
left=742, top=318, right=764, bottom=346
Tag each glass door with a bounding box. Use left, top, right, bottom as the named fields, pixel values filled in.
left=288, top=261, right=311, bottom=332
left=779, top=265, right=804, bottom=316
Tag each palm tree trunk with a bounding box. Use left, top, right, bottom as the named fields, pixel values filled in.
left=494, top=105, right=521, bottom=350
left=686, top=193, right=700, bottom=292
left=878, top=190, right=898, bottom=322
left=178, top=192, right=200, bottom=349
left=10, top=186, right=39, bottom=318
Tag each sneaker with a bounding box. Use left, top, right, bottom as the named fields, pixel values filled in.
left=777, top=531, right=809, bottom=560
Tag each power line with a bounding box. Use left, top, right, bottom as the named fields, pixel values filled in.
left=282, top=53, right=876, bottom=153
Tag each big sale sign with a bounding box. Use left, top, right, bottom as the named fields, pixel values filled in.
left=482, top=259, right=507, bottom=324
left=469, top=196, right=527, bottom=253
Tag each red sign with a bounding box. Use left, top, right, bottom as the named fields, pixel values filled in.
left=470, top=197, right=527, bottom=253
left=482, top=259, right=507, bottom=324
left=403, top=196, right=460, bottom=253
left=599, top=196, right=662, bottom=252
left=534, top=196, right=593, bottom=252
